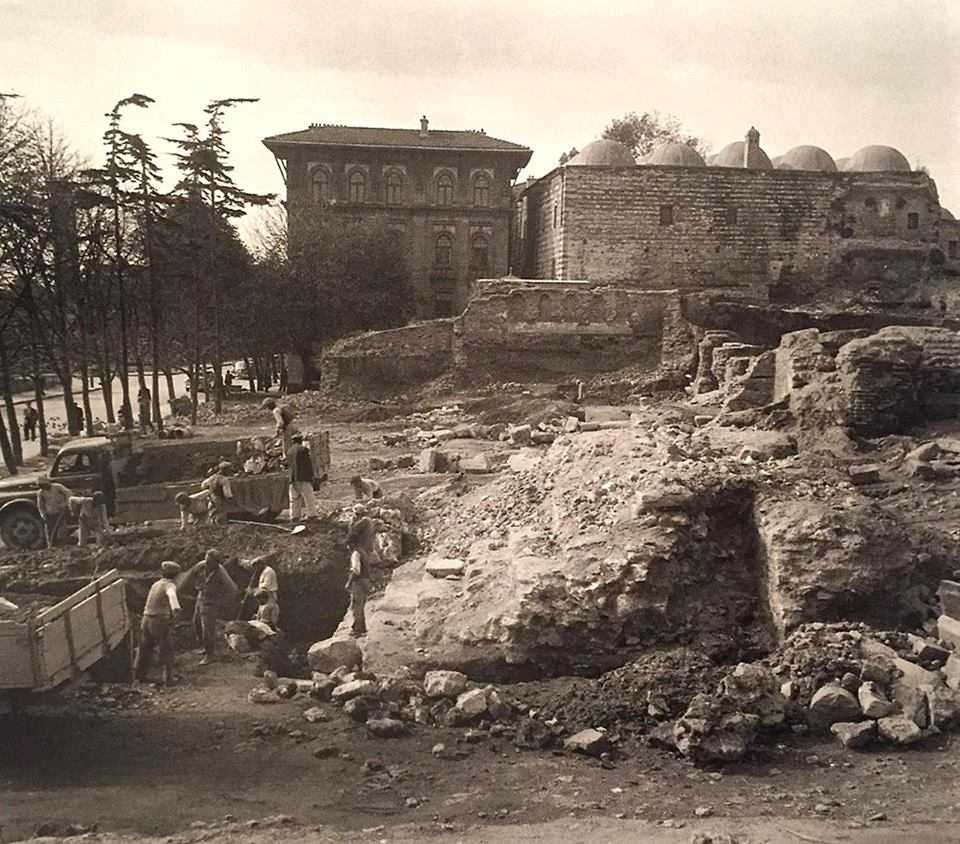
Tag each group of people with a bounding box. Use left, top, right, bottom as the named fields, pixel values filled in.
left=134, top=551, right=282, bottom=684
left=37, top=476, right=110, bottom=547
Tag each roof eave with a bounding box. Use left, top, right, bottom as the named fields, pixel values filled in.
left=261, top=137, right=531, bottom=156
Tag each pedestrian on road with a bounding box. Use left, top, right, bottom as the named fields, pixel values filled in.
left=69, top=491, right=110, bottom=546
left=350, top=475, right=383, bottom=501
left=201, top=462, right=234, bottom=524
left=22, top=402, right=38, bottom=441
left=175, top=490, right=211, bottom=530
left=181, top=549, right=238, bottom=665
left=346, top=517, right=376, bottom=638
left=260, top=397, right=297, bottom=458
left=36, top=476, right=71, bottom=547
left=134, top=561, right=182, bottom=686
left=287, top=432, right=317, bottom=522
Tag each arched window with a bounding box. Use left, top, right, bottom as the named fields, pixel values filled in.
left=385, top=171, right=403, bottom=206
left=348, top=170, right=366, bottom=203
left=473, top=173, right=490, bottom=206
left=435, top=232, right=453, bottom=267
left=470, top=233, right=490, bottom=277
left=436, top=171, right=455, bottom=205
left=311, top=168, right=330, bottom=204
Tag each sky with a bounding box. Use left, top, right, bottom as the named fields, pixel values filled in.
left=3, top=0, right=958, bottom=241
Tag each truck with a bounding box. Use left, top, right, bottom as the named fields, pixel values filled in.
left=0, top=432, right=331, bottom=549
left=0, top=569, right=131, bottom=713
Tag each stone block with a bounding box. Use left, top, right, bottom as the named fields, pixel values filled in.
left=858, top=682, right=894, bottom=718
left=908, top=633, right=950, bottom=664
left=877, top=715, right=923, bottom=746
left=808, top=684, right=861, bottom=731
left=455, top=688, right=489, bottom=719
left=508, top=424, right=532, bottom=445
left=307, top=637, right=363, bottom=674
left=531, top=431, right=556, bottom=445
left=849, top=464, right=881, bottom=485
left=369, top=457, right=392, bottom=471
left=830, top=720, right=875, bottom=749
left=938, top=581, right=960, bottom=619
left=419, top=448, right=448, bottom=473
left=396, top=455, right=415, bottom=469
left=460, top=454, right=492, bottom=473
left=563, top=728, right=611, bottom=757
left=366, top=717, right=408, bottom=738
left=331, top=679, right=378, bottom=702
left=926, top=685, right=960, bottom=730
left=433, top=429, right=457, bottom=442
left=563, top=416, right=580, bottom=433
left=452, top=424, right=477, bottom=439
left=938, top=615, right=960, bottom=650
left=907, top=442, right=941, bottom=463
left=426, top=558, right=465, bottom=578
left=893, top=681, right=930, bottom=729
left=893, top=656, right=942, bottom=691
left=423, top=670, right=468, bottom=699
left=945, top=654, right=960, bottom=690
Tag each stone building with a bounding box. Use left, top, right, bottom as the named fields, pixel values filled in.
left=511, top=128, right=952, bottom=304
left=263, top=117, right=531, bottom=317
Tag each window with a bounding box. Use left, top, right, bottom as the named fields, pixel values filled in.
left=435, top=232, right=453, bottom=267
left=437, top=172, right=455, bottom=205
left=950, top=241, right=959, bottom=260
left=311, top=169, right=329, bottom=203
left=725, top=207, right=738, bottom=225
left=473, top=173, right=490, bottom=206
left=470, top=234, right=490, bottom=277
left=907, top=212, right=919, bottom=230
left=660, top=204, right=674, bottom=226
left=385, top=171, right=403, bottom=206
left=553, top=203, right=558, bottom=229
left=348, top=170, right=366, bottom=203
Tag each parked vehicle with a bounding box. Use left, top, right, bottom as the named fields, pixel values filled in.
left=0, top=570, right=130, bottom=713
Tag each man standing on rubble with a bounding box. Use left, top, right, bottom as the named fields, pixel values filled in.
left=134, top=561, right=182, bottom=686
left=181, top=549, right=238, bottom=665
left=287, top=432, right=317, bottom=522
left=260, top=397, right=296, bottom=459
left=37, top=475, right=71, bottom=547
left=345, top=517, right=376, bottom=638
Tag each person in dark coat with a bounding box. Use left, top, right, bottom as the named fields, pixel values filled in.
left=286, top=432, right=316, bottom=521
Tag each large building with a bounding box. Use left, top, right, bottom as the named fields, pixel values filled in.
left=512, top=128, right=957, bottom=303
left=263, top=118, right=531, bottom=317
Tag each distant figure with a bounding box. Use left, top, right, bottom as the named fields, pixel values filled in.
left=37, top=475, right=71, bottom=547
left=260, top=398, right=297, bottom=458
left=69, top=491, right=110, bottom=546
left=350, top=475, right=383, bottom=501
left=287, top=432, right=317, bottom=522
left=201, top=462, right=234, bottom=524
left=224, top=370, right=234, bottom=388
left=138, top=387, right=153, bottom=435
left=22, top=402, right=38, bottom=441
left=68, top=401, right=84, bottom=433
left=279, top=366, right=289, bottom=394
left=346, top=517, right=375, bottom=638
left=133, top=561, right=182, bottom=686
left=175, top=490, right=211, bottom=530
left=117, top=404, right=131, bottom=431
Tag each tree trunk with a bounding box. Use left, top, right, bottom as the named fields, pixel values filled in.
left=33, top=343, right=49, bottom=457
left=190, top=360, right=199, bottom=427
left=164, top=367, right=176, bottom=400
left=78, top=322, right=94, bottom=437
left=0, top=339, right=23, bottom=466
left=98, top=356, right=116, bottom=424
left=244, top=357, right=254, bottom=393
left=0, top=407, right=15, bottom=475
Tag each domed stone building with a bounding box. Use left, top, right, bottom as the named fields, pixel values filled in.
left=566, top=138, right=636, bottom=167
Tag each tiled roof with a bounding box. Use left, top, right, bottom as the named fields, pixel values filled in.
left=263, top=124, right=530, bottom=154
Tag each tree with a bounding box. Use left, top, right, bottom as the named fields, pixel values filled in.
left=558, top=147, right=579, bottom=165
left=602, top=111, right=709, bottom=161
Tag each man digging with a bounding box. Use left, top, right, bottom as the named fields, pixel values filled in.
left=133, top=561, right=182, bottom=686
left=180, top=549, right=238, bottom=666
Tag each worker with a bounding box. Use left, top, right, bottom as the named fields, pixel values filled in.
left=174, top=490, right=211, bottom=530
left=253, top=588, right=280, bottom=631
left=350, top=475, right=383, bottom=501
left=287, top=432, right=317, bottom=521
left=260, top=397, right=297, bottom=458
left=69, top=491, right=110, bottom=546
left=201, top=461, right=234, bottom=524
left=133, top=561, right=182, bottom=686
left=345, top=517, right=376, bottom=638
left=22, top=402, right=38, bottom=441
left=241, top=553, right=280, bottom=609
left=37, top=476, right=71, bottom=547
left=181, top=549, right=238, bottom=666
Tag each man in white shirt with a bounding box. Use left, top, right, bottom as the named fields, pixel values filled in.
left=241, top=553, right=280, bottom=621
left=134, top=561, right=182, bottom=685
left=37, top=476, right=71, bottom=547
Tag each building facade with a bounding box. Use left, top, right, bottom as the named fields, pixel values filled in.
left=263, top=118, right=531, bottom=317
left=512, top=129, right=952, bottom=305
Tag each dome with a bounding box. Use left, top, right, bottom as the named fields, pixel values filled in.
left=942, top=208, right=955, bottom=221
left=567, top=138, right=636, bottom=167
left=847, top=145, right=910, bottom=172
left=646, top=141, right=705, bottom=167
left=712, top=140, right=773, bottom=170
left=780, top=145, right=837, bottom=172
left=835, top=157, right=850, bottom=171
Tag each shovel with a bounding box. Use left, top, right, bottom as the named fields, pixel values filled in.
left=228, top=519, right=307, bottom=535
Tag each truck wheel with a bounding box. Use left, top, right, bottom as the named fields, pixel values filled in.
left=0, top=508, right=44, bottom=549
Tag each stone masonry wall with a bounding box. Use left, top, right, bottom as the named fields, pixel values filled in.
left=521, top=166, right=939, bottom=303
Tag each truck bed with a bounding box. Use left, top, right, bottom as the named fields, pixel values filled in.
left=0, top=570, right=130, bottom=692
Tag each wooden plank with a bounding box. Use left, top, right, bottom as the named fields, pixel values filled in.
left=35, top=570, right=120, bottom=625
left=0, top=626, right=37, bottom=688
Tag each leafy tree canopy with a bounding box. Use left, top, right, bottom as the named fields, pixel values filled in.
left=602, top=111, right=709, bottom=161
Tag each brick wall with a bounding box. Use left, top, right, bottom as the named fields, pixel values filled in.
left=517, top=166, right=941, bottom=303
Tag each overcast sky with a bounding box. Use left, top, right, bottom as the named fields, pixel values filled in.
left=4, top=0, right=958, bottom=240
